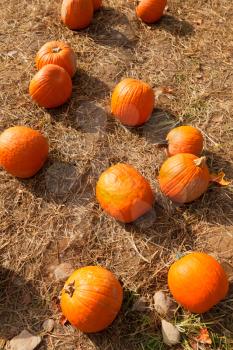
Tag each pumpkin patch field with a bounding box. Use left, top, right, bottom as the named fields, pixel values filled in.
left=1, top=0, right=233, bottom=349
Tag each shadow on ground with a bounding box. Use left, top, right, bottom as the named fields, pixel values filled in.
left=86, top=289, right=162, bottom=350
left=150, top=14, right=194, bottom=37
left=185, top=151, right=233, bottom=227
left=128, top=108, right=180, bottom=145
left=0, top=267, right=48, bottom=339
left=78, top=7, right=138, bottom=49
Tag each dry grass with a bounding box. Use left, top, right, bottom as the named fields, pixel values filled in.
left=0, top=0, right=233, bottom=349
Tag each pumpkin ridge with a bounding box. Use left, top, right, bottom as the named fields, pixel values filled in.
left=162, top=163, right=196, bottom=195
left=77, top=290, right=121, bottom=312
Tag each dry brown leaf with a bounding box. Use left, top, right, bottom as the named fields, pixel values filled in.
left=210, top=171, right=231, bottom=186
left=195, top=328, right=212, bottom=345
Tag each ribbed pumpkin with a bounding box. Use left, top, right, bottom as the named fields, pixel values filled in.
left=29, top=64, right=72, bottom=108
left=93, top=0, right=102, bottom=11
left=0, top=126, right=48, bottom=178
left=136, top=0, right=167, bottom=24
left=61, top=0, right=93, bottom=30
left=60, top=266, right=123, bottom=333
left=168, top=252, right=229, bottom=313
left=96, top=163, right=154, bottom=223
left=111, top=78, right=155, bottom=126
left=158, top=153, right=210, bottom=203
left=166, top=126, right=203, bottom=157
left=35, top=41, right=77, bottom=77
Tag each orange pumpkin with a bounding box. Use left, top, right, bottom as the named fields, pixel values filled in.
left=61, top=0, right=93, bottom=30
left=168, top=252, right=229, bottom=313
left=35, top=41, right=77, bottom=77
left=111, top=78, right=155, bottom=126
left=166, top=126, right=203, bottom=157
left=96, top=163, right=154, bottom=223
left=158, top=154, right=210, bottom=203
left=136, top=0, right=167, bottom=24
left=29, top=64, right=72, bottom=108
left=93, top=0, right=102, bottom=11
left=60, top=266, right=123, bottom=333
left=0, top=126, right=48, bottom=178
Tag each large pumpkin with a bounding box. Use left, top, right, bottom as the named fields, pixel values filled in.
left=96, top=163, right=154, bottom=223
left=61, top=0, right=93, bottom=30
left=60, top=266, right=123, bottom=333
left=168, top=252, right=229, bottom=313
left=35, top=41, right=77, bottom=77
left=93, top=0, right=102, bottom=11
left=111, top=78, right=155, bottom=126
left=166, top=126, right=203, bottom=157
left=29, top=64, right=72, bottom=108
left=0, top=126, right=48, bottom=178
left=136, top=0, right=167, bottom=24
left=158, top=153, right=210, bottom=203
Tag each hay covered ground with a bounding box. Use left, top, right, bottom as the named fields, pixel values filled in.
left=0, top=0, right=233, bottom=349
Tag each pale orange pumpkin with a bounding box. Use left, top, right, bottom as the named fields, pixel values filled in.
left=0, top=126, right=48, bottom=178
left=136, top=0, right=167, bottom=24
left=61, top=0, right=93, bottom=30
left=96, top=163, right=154, bottom=223
left=29, top=64, right=72, bottom=108
left=93, top=0, right=102, bottom=11
left=111, top=78, right=155, bottom=126
left=35, top=41, right=76, bottom=77
left=168, top=252, right=229, bottom=313
left=166, top=125, right=203, bottom=156
left=158, top=153, right=210, bottom=203
left=60, top=266, right=123, bottom=333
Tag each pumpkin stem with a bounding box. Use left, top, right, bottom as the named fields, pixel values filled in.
left=52, top=47, right=62, bottom=53
left=64, top=281, right=75, bottom=297
left=194, top=156, right=206, bottom=168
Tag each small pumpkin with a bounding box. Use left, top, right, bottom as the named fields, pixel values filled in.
left=136, top=0, right=167, bottom=24
left=61, top=0, right=93, bottom=30
left=35, top=41, right=76, bottom=77
left=166, top=125, right=203, bottom=157
left=168, top=252, right=229, bottom=313
left=96, top=163, right=154, bottom=223
left=60, top=266, right=123, bottom=333
left=29, top=64, right=72, bottom=108
left=0, top=126, right=48, bottom=178
left=93, top=0, right=102, bottom=11
left=111, top=78, right=154, bottom=126
left=158, top=153, right=210, bottom=203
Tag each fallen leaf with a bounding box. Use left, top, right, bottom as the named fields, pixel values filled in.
left=195, top=328, right=212, bottom=345
left=210, top=171, right=231, bottom=186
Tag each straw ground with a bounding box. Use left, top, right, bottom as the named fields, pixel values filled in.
left=0, top=0, right=233, bottom=349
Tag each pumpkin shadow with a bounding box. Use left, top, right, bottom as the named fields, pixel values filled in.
left=0, top=266, right=48, bottom=340
left=203, top=282, right=233, bottom=337
left=78, top=7, right=138, bottom=49
left=127, top=108, right=180, bottom=146
left=47, top=69, right=110, bottom=127
left=18, top=159, right=92, bottom=206
left=87, top=289, right=161, bottom=350
left=149, top=14, right=194, bottom=37
left=184, top=151, right=233, bottom=227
